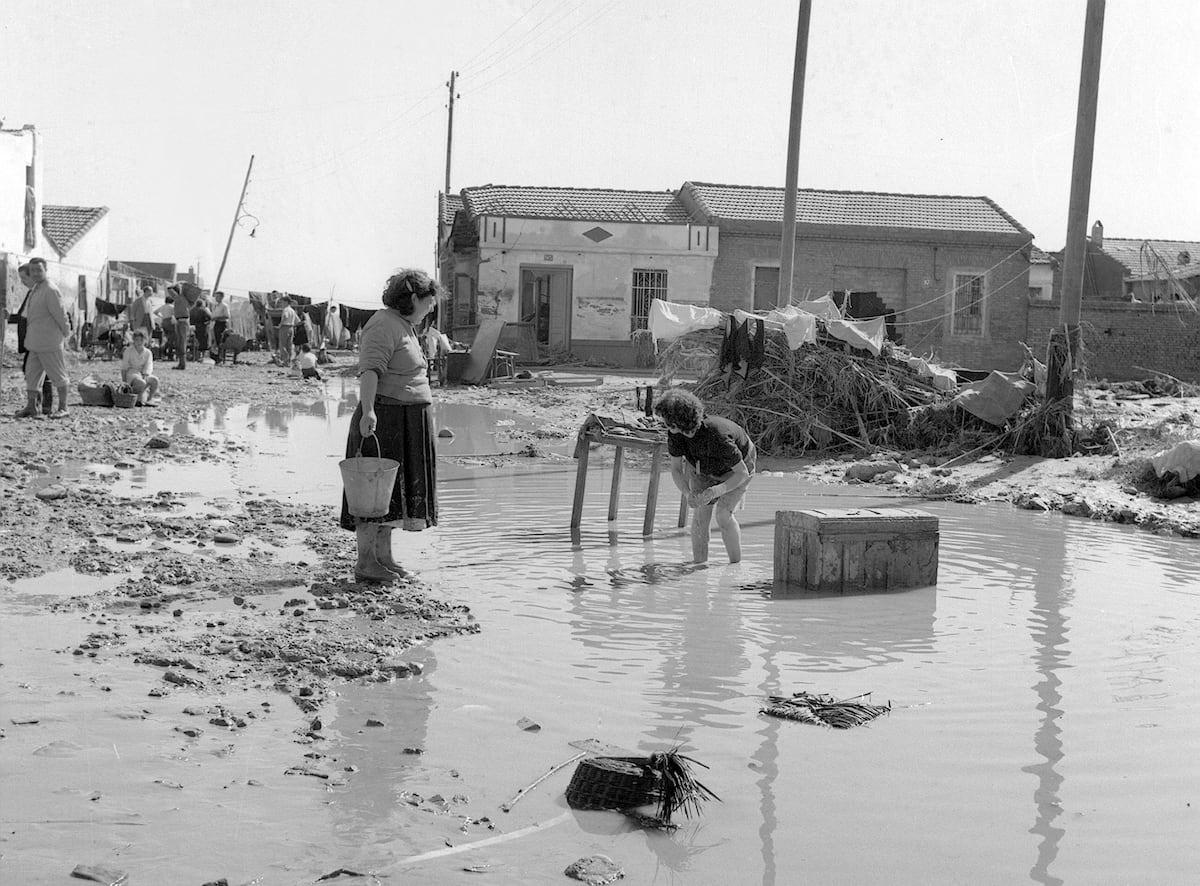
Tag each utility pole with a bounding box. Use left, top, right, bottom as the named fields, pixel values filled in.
left=1047, top=0, right=1105, bottom=419
left=778, top=1, right=813, bottom=307
left=444, top=71, right=459, bottom=196
left=211, top=155, right=254, bottom=301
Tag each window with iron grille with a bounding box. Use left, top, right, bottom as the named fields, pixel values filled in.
left=630, top=269, right=668, bottom=332
left=951, top=272, right=985, bottom=335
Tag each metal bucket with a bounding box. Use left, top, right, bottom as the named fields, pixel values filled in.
left=339, top=434, right=399, bottom=518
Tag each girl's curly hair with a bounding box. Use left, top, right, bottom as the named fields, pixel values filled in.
left=653, top=388, right=704, bottom=434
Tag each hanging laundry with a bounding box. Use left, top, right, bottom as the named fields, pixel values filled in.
left=647, top=299, right=725, bottom=348
left=824, top=316, right=887, bottom=356
left=718, top=315, right=766, bottom=380
left=94, top=298, right=125, bottom=317
left=339, top=305, right=375, bottom=336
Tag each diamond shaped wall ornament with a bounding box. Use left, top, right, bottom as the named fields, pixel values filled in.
left=582, top=226, right=613, bottom=243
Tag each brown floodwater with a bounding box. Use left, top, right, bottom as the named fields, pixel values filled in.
left=2, top=391, right=1198, bottom=884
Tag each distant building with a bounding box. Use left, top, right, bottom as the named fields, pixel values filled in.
left=439, top=185, right=717, bottom=365
left=441, top=180, right=1036, bottom=370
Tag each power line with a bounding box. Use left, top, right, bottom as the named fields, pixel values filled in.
left=457, top=0, right=559, bottom=76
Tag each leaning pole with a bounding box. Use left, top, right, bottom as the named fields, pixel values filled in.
left=1047, top=0, right=1105, bottom=434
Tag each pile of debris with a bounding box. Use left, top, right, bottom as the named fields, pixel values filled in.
left=654, top=312, right=1125, bottom=460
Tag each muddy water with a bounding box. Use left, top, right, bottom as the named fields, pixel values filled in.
left=3, top=394, right=1199, bottom=884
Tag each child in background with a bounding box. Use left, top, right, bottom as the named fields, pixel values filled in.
left=119, top=329, right=160, bottom=406
left=297, top=343, right=322, bottom=380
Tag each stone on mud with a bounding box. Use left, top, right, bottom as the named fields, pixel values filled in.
left=843, top=461, right=904, bottom=482
left=69, top=863, right=128, bottom=884
left=564, top=854, right=624, bottom=885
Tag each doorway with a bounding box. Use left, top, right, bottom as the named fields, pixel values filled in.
left=520, top=267, right=572, bottom=350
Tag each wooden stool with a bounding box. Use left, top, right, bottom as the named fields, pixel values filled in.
left=570, top=429, right=688, bottom=538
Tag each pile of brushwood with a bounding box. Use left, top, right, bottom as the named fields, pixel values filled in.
left=661, top=329, right=1114, bottom=459
left=667, top=329, right=977, bottom=456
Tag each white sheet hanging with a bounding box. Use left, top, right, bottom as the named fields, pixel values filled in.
left=824, top=316, right=887, bottom=356
left=647, top=299, right=725, bottom=347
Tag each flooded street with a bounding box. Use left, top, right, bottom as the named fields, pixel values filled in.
left=3, top=384, right=1199, bottom=884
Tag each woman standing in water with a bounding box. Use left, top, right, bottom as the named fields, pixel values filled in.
left=340, top=269, right=440, bottom=582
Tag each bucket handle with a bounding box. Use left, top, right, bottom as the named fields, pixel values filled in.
left=356, top=432, right=383, bottom=459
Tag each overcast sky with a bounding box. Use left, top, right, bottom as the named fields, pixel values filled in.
left=4, top=0, right=1196, bottom=306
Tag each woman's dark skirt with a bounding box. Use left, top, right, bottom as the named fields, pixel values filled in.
left=339, top=400, right=437, bottom=531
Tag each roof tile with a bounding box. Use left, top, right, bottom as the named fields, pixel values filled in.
left=42, top=204, right=109, bottom=254
left=460, top=185, right=693, bottom=224
left=682, top=182, right=1029, bottom=236
left=1098, top=237, right=1200, bottom=280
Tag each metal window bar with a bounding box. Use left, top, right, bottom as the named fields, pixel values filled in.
left=631, top=269, right=668, bottom=331
left=952, top=274, right=984, bottom=334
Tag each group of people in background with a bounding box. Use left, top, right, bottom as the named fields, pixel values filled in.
left=133, top=283, right=233, bottom=370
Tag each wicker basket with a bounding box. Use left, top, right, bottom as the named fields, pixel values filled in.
left=112, top=390, right=139, bottom=409
left=565, top=757, right=661, bottom=811
left=78, top=382, right=113, bottom=407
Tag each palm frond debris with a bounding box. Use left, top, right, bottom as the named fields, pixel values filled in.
left=762, top=691, right=891, bottom=729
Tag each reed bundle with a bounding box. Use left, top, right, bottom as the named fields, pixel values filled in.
left=762, top=691, right=892, bottom=729
left=646, top=747, right=720, bottom=824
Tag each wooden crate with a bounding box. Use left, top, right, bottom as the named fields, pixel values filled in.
left=774, top=508, right=939, bottom=592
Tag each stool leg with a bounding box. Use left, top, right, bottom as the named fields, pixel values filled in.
left=608, top=446, right=624, bottom=522
left=570, top=438, right=590, bottom=529
left=644, top=445, right=662, bottom=536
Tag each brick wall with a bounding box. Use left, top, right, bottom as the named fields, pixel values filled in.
left=713, top=230, right=1031, bottom=370
left=1028, top=302, right=1200, bottom=381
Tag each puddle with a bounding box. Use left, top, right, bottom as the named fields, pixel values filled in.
left=4, top=398, right=1199, bottom=883
left=319, top=466, right=1200, bottom=884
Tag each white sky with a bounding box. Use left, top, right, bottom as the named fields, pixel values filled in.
left=3, top=0, right=1196, bottom=306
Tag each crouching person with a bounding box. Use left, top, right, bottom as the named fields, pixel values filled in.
left=654, top=388, right=756, bottom=564
left=119, top=329, right=160, bottom=406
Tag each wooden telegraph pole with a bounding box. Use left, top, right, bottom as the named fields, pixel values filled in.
left=778, top=1, right=813, bottom=307
left=1048, top=0, right=1105, bottom=418
left=211, top=155, right=255, bottom=301
left=444, top=71, right=459, bottom=196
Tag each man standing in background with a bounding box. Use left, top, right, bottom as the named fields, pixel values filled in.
left=210, top=290, right=231, bottom=362
left=170, top=283, right=195, bottom=370
left=276, top=295, right=298, bottom=368
left=15, top=258, right=71, bottom=418
left=128, top=284, right=155, bottom=337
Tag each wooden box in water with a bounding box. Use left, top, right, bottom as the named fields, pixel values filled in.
left=774, top=508, right=939, bottom=592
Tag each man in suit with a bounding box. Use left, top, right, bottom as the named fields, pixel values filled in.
left=15, top=258, right=71, bottom=419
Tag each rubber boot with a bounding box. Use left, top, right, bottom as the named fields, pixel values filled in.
left=13, top=391, right=39, bottom=419
left=354, top=524, right=397, bottom=583
left=41, top=378, right=53, bottom=415
left=374, top=525, right=410, bottom=578
left=50, top=385, right=70, bottom=418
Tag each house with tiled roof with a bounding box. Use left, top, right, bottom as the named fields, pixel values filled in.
left=1, top=125, right=113, bottom=339
left=439, top=184, right=716, bottom=363
left=1030, top=221, right=1200, bottom=382
left=1077, top=223, right=1198, bottom=304
left=439, top=179, right=1042, bottom=369
left=677, top=182, right=1035, bottom=371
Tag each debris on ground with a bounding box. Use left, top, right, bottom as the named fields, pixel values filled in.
left=565, top=746, right=718, bottom=825
left=762, top=691, right=892, bottom=729
left=69, top=864, right=129, bottom=885
left=564, top=854, right=624, bottom=885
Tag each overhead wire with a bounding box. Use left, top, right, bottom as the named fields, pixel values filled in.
left=470, top=0, right=625, bottom=98
left=456, top=0, right=561, bottom=76
left=461, top=0, right=585, bottom=81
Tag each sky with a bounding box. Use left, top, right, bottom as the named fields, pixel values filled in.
left=3, top=0, right=1196, bottom=307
